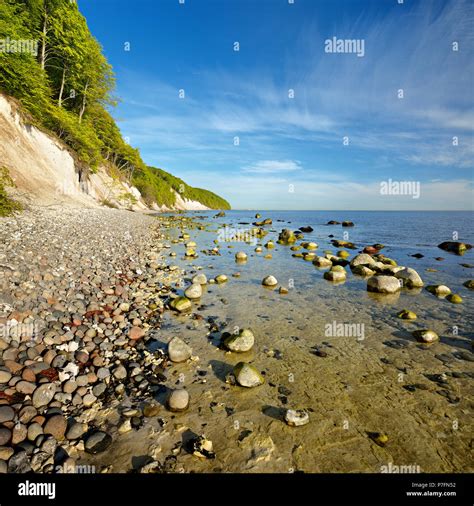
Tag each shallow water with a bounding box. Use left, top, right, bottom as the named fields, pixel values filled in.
left=84, top=211, right=474, bottom=473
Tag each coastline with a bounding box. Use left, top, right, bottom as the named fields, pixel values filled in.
left=0, top=207, right=473, bottom=474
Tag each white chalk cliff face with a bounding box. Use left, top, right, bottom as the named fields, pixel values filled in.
left=0, top=93, right=210, bottom=212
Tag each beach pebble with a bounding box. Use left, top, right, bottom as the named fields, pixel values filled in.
left=233, top=362, right=264, bottom=387
left=0, top=428, right=11, bottom=446
left=215, top=274, right=228, bottom=284
left=192, top=273, right=207, bottom=285
left=367, top=276, right=401, bottom=294
left=85, top=431, right=112, bottom=454
left=0, top=370, right=12, bottom=384
left=395, top=267, right=424, bottom=288
left=143, top=402, right=160, bottom=417
left=170, top=296, right=192, bottom=312
left=262, top=275, right=278, bottom=287
left=168, top=336, right=192, bottom=362
left=113, top=365, right=127, bottom=380
left=167, top=389, right=189, bottom=412
left=8, top=451, right=31, bottom=473
left=66, top=422, right=88, bottom=440
left=129, top=326, right=145, bottom=340
left=184, top=283, right=202, bottom=299
left=223, top=329, right=255, bottom=352
left=324, top=267, right=346, bottom=282
left=397, top=309, right=417, bottom=320
left=446, top=294, right=462, bottom=304
left=285, top=409, right=310, bottom=427
left=0, top=446, right=14, bottom=461
left=235, top=252, right=247, bottom=261
left=27, top=423, right=43, bottom=442
left=32, top=383, right=57, bottom=408
left=351, top=265, right=375, bottom=276
left=43, top=415, right=67, bottom=440
left=190, top=435, right=215, bottom=459
left=313, top=256, right=332, bottom=268
left=413, top=329, right=439, bottom=343
left=350, top=254, right=376, bottom=267
left=463, top=280, right=474, bottom=289
left=426, top=285, right=451, bottom=296
left=0, top=406, right=15, bottom=423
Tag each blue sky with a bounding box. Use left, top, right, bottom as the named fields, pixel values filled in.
left=80, top=0, right=473, bottom=210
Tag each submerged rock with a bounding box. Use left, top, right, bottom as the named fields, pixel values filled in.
left=446, top=294, right=463, bottom=304
left=463, top=280, right=474, bottom=289
left=192, top=273, right=207, bottom=285
left=438, top=241, right=472, bottom=255
left=323, top=266, right=346, bottom=282
left=351, top=265, right=375, bottom=277
left=170, top=296, right=192, bottom=312
left=367, top=276, right=401, bottom=294
left=184, top=283, right=202, bottom=299
left=278, top=229, right=297, bottom=244
left=299, top=226, right=313, bottom=233
left=223, top=329, right=255, bottom=352
left=312, top=256, right=332, bottom=268
left=235, top=252, right=248, bottom=261
left=285, top=409, right=310, bottom=427
left=168, top=337, right=192, bottom=363
left=233, top=362, right=264, bottom=387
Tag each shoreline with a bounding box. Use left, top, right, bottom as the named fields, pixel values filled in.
left=0, top=207, right=472, bottom=474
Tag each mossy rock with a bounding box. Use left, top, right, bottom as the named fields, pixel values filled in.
left=446, top=294, right=462, bottom=304
left=170, top=296, right=192, bottom=312
left=397, top=309, right=417, bottom=320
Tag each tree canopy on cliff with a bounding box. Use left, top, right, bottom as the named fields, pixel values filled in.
left=0, top=0, right=230, bottom=209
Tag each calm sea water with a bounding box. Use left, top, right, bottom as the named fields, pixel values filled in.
left=159, top=209, right=473, bottom=335
left=131, top=209, right=474, bottom=473
left=181, top=210, right=474, bottom=283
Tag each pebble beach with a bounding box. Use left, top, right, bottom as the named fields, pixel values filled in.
left=0, top=207, right=473, bottom=474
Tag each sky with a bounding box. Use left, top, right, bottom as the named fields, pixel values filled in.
left=79, top=0, right=474, bottom=210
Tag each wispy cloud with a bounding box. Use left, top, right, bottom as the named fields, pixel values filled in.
left=110, top=0, right=473, bottom=209
left=242, top=160, right=302, bottom=174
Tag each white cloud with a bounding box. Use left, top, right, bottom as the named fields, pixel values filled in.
left=241, top=160, right=302, bottom=174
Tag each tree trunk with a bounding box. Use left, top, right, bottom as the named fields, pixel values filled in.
left=40, top=14, right=47, bottom=70
left=58, top=67, right=66, bottom=107
left=79, top=82, right=89, bottom=123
